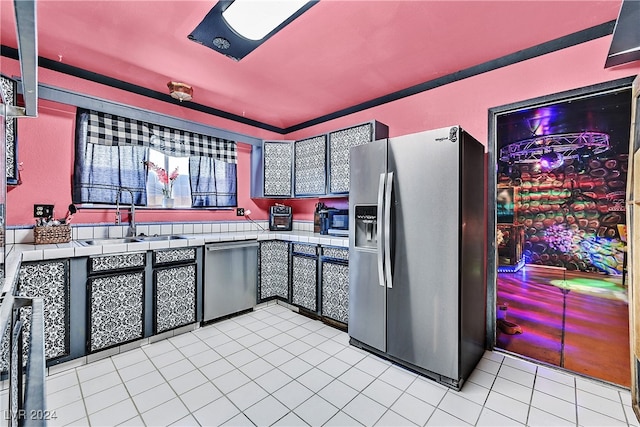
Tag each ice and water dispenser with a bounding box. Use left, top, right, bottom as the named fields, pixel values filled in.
left=354, top=205, right=378, bottom=249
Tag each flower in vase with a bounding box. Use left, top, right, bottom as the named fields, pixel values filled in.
left=144, top=161, right=179, bottom=198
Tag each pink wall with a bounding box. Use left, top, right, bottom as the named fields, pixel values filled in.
left=3, top=35, right=640, bottom=226
left=2, top=57, right=284, bottom=226
left=287, top=36, right=640, bottom=146
left=7, top=99, right=269, bottom=225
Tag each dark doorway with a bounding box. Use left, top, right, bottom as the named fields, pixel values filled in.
left=489, top=80, right=633, bottom=386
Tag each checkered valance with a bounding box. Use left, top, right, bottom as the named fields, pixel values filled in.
left=86, top=110, right=237, bottom=163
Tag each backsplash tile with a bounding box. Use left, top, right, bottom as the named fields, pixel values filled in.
left=93, top=226, right=109, bottom=239
left=77, top=227, right=94, bottom=240
left=8, top=219, right=331, bottom=245
left=108, top=226, right=125, bottom=239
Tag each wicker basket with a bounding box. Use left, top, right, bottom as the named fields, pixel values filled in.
left=34, top=224, right=71, bottom=245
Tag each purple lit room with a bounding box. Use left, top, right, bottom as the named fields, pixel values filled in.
left=494, top=90, right=631, bottom=386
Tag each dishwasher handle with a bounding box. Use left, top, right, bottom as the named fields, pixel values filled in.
left=206, top=241, right=259, bottom=251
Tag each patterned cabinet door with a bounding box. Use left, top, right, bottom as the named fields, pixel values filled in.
left=259, top=241, right=290, bottom=301
left=89, top=252, right=146, bottom=273
left=294, top=135, right=326, bottom=196
left=153, top=248, right=196, bottom=266
left=1, top=74, right=18, bottom=184
left=321, top=261, right=349, bottom=324
left=263, top=141, right=293, bottom=197
left=328, top=123, right=374, bottom=194
left=291, top=255, right=318, bottom=312
left=322, top=247, right=349, bottom=261
left=89, top=271, right=144, bottom=352
left=12, top=260, right=70, bottom=363
left=154, top=264, right=197, bottom=333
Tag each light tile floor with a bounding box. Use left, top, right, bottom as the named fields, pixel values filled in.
left=36, top=304, right=639, bottom=426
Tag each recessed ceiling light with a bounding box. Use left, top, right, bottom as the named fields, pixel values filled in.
left=222, top=0, right=309, bottom=41
left=188, top=0, right=318, bottom=61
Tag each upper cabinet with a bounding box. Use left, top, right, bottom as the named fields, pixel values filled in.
left=295, top=135, right=327, bottom=197
left=263, top=140, right=294, bottom=197
left=251, top=120, right=388, bottom=198
left=328, top=121, right=388, bottom=194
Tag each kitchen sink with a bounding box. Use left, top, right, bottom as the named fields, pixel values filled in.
left=77, top=235, right=188, bottom=246
left=136, top=235, right=187, bottom=242
left=78, top=238, right=139, bottom=246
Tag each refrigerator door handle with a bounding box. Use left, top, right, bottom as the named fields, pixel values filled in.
left=384, top=171, right=394, bottom=288
left=377, top=172, right=386, bottom=287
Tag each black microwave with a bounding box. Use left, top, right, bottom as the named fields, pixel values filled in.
left=320, top=209, right=349, bottom=236
left=269, top=205, right=292, bottom=231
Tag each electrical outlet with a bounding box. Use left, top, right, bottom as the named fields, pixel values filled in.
left=236, top=208, right=245, bottom=216
left=34, top=204, right=54, bottom=218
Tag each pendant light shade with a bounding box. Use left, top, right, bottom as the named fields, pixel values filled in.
left=167, top=81, right=193, bottom=102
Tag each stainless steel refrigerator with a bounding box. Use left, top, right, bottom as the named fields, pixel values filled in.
left=348, top=126, right=486, bottom=390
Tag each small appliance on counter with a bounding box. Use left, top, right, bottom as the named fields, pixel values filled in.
left=269, top=204, right=292, bottom=231
left=327, top=209, right=349, bottom=236
left=314, top=203, right=326, bottom=233
left=317, top=204, right=349, bottom=236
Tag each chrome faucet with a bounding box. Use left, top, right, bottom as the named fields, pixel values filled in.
left=115, top=187, right=137, bottom=237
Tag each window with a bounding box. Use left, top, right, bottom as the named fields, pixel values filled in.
left=73, top=109, right=237, bottom=208
left=146, top=149, right=191, bottom=208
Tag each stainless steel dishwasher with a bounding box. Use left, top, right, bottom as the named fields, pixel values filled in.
left=204, top=240, right=259, bottom=322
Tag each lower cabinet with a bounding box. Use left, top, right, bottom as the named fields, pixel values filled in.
left=321, top=248, right=349, bottom=325
left=3, top=246, right=203, bottom=367
left=153, top=248, right=197, bottom=334
left=257, top=240, right=350, bottom=326
left=88, top=270, right=145, bottom=353
left=87, top=252, right=146, bottom=353
left=3, top=239, right=350, bottom=368
left=259, top=241, right=290, bottom=302
left=292, top=255, right=318, bottom=312
left=0, top=259, right=71, bottom=371
left=18, top=260, right=70, bottom=361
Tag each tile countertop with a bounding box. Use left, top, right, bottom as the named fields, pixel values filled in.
left=2, top=230, right=348, bottom=295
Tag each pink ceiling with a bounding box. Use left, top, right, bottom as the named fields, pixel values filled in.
left=0, top=0, right=622, bottom=130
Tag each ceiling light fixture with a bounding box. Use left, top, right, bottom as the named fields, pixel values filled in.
left=167, top=81, right=193, bottom=102
left=188, top=0, right=318, bottom=61
left=223, top=0, right=310, bottom=41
